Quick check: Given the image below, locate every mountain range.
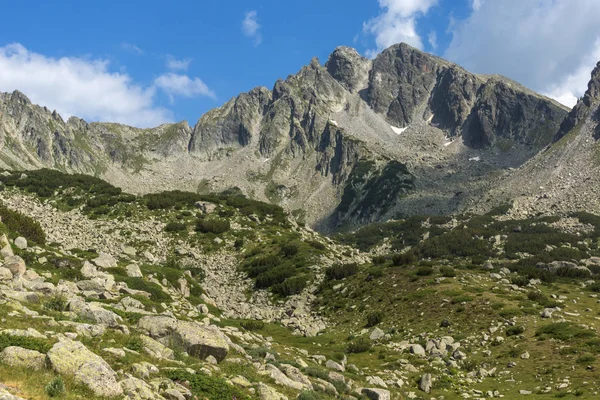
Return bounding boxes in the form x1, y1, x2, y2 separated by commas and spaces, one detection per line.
3, 42, 598, 230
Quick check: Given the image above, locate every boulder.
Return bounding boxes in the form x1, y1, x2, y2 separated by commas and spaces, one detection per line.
2, 256, 26, 276
126, 264, 143, 278
0, 267, 12, 281
419, 373, 432, 393
14, 237, 27, 250
257, 383, 288, 400
119, 376, 160, 400
362, 388, 391, 400
171, 321, 229, 362
410, 344, 426, 356
369, 327, 385, 340
80, 261, 98, 278
0, 346, 45, 370
140, 335, 175, 360
46, 338, 123, 397
279, 363, 313, 389
68, 300, 123, 327
92, 252, 118, 269
325, 359, 345, 372
137, 315, 178, 338
0, 387, 25, 400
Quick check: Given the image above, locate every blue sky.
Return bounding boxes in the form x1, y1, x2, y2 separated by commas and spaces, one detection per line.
1, 0, 599, 127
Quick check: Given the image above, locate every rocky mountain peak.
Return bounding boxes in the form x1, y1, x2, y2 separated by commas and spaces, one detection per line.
325, 46, 371, 93
583, 61, 600, 106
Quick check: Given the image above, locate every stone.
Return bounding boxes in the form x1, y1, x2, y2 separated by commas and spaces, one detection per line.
46, 338, 123, 397
410, 344, 426, 356
325, 359, 345, 372
80, 261, 98, 278
362, 388, 391, 400
370, 327, 385, 340
0, 346, 45, 370
419, 373, 432, 393
68, 299, 123, 327
0, 267, 12, 281
171, 321, 229, 362
2, 256, 26, 276
257, 383, 288, 400
137, 315, 178, 338
14, 237, 27, 250
521, 351, 530, 359
92, 252, 117, 268
126, 263, 143, 278
140, 335, 175, 360
0, 387, 25, 400
119, 376, 158, 400
162, 389, 186, 400
131, 362, 160, 380
264, 364, 306, 390
279, 363, 313, 389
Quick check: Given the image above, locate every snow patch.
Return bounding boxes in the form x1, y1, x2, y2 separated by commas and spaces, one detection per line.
391, 125, 408, 135
469, 156, 481, 162
329, 120, 338, 127
444, 140, 453, 147
263, 158, 270, 163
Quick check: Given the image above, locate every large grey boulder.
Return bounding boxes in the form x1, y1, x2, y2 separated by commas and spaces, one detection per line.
139, 335, 175, 360
68, 299, 123, 327
171, 321, 229, 362
0, 346, 45, 370
0, 267, 12, 281
419, 373, 432, 393
257, 383, 288, 400
361, 388, 391, 400
13, 237, 27, 250
92, 252, 117, 268
137, 315, 178, 338
46, 338, 123, 397
2, 256, 26, 276
126, 263, 143, 278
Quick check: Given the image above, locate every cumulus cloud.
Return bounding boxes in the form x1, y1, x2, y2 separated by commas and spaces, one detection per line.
445, 0, 600, 108
242, 11, 262, 46
364, 0, 437, 56
0, 43, 171, 127
154, 73, 216, 103
166, 56, 191, 71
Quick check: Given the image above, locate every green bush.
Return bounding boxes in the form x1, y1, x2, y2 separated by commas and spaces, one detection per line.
440, 266, 456, 277
195, 218, 230, 234
272, 275, 308, 296
164, 369, 250, 400
366, 311, 384, 327
306, 240, 326, 250
240, 320, 265, 331
347, 337, 373, 353
392, 252, 415, 266
0, 333, 52, 353
124, 336, 144, 352
506, 326, 525, 336
45, 377, 65, 397
44, 294, 68, 312
281, 242, 300, 257
165, 221, 188, 232
0, 206, 46, 244
416, 266, 434, 276
555, 267, 591, 279
297, 391, 321, 400
536, 322, 595, 341
372, 255, 387, 265
325, 263, 359, 280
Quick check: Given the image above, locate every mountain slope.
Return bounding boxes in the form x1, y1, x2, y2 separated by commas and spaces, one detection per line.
0, 43, 568, 230
478, 62, 600, 218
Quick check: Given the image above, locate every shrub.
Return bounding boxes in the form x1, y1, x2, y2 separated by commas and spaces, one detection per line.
306, 240, 326, 250
240, 320, 265, 331
416, 266, 434, 276
164, 369, 250, 400
440, 266, 456, 277
536, 322, 595, 341
372, 255, 387, 265
164, 222, 187, 232
44, 294, 68, 311
45, 377, 65, 397
366, 311, 384, 327
272, 275, 308, 296
124, 336, 144, 352
555, 267, 591, 279
325, 263, 359, 280
297, 391, 321, 400
576, 354, 596, 364
511, 276, 530, 287
0, 333, 52, 353
195, 218, 230, 234
347, 337, 373, 353
281, 242, 300, 257
506, 326, 525, 336
392, 252, 416, 266
0, 205, 46, 244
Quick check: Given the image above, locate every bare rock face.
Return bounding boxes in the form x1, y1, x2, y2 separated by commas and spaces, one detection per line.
46, 338, 123, 397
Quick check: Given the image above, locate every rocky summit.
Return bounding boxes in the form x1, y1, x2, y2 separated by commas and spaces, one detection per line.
3, 41, 600, 400
0, 43, 568, 230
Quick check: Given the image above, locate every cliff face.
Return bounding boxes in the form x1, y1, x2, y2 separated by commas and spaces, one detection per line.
0, 43, 570, 230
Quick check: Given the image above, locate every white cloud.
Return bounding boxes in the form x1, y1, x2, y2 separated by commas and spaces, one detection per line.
121, 42, 144, 55
364, 0, 437, 56
471, 0, 483, 11
445, 0, 600, 108
428, 31, 437, 51
242, 11, 262, 46
0, 43, 171, 127
166, 56, 191, 71
154, 73, 216, 103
